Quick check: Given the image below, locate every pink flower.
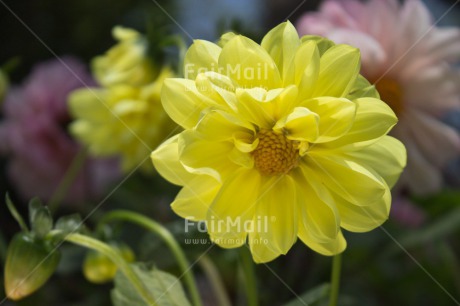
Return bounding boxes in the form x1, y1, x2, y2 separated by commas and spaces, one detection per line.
297, 0, 460, 196
0, 57, 119, 205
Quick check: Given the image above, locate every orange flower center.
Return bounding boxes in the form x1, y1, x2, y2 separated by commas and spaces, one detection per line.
253, 129, 299, 176
374, 78, 404, 115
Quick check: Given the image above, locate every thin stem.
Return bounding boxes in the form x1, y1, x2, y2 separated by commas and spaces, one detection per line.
48, 147, 88, 213
97, 210, 203, 306
198, 255, 231, 306
239, 247, 258, 306
63, 233, 156, 305
328, 253, 342, 306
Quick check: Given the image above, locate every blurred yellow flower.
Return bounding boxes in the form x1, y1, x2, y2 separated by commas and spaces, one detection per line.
69, 67, 175, 172
92, 26, 156, 87
151, 22, 406, 263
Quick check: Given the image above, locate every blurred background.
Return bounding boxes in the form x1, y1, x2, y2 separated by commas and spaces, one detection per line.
0, 0, 459, 305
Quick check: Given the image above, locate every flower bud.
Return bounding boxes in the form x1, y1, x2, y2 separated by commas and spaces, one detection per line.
4, 233, 61, 300
83, 242, 135, 284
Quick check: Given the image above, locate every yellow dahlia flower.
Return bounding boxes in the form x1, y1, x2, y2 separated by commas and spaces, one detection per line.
151, 22, 406, 263
92, 26, 156, 87
69, 67, 175, 172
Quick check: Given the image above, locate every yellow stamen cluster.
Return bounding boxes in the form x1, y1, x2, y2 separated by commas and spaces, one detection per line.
253, 129, 299, 176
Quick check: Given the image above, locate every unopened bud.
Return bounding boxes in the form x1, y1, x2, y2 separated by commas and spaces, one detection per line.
4, 233, 61, 300
83, 242, 135, 284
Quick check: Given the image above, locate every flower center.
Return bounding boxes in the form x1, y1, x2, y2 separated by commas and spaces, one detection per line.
374, 78, 404, 115
252, 129, 299, 176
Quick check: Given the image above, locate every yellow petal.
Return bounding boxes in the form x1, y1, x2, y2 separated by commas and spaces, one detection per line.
207, 168, 261, 246
228, 147, 254, 168
179, 131, 238, 181
235, 87, 278, 128
298, 226, 347, 256
261, 21, 300, 80
312, 44, 360, 97
113, 26, 140, 40
70, 121, 118, 155
255, 176, 297, 254
285, 40, 320, 100
300, 35, 335, 56
218, 32, 237, 48
249, 230, 280, 263
151, 135, 197, 186
324, 97, 397, 149
209, 232, 247, 249
68, 88, 111, 122
291, 167, 340, 242
302, 97, 356, 143
195, 72, 237, 109
141, 65, 174, 98
305, 154, 386, 206
161, 78, 215, 129
235, 86, 298, 128
273, 107, 319, 142
120, 142, 150, 172
195, 110, 254, 141
346, 75, 380, 100
112, 99, 147, 116
184, 40, 221, 80
219, 35, 281, 89
344, 136, 406, 188
335, 187, 391, 232
92, 27, 154, 87
172, 175, 220, 220
233, 131, 259, 153
272, 84, 299, 119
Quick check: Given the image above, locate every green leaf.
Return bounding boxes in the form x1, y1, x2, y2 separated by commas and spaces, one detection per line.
55, 214, 84, 235
5, 193, 28, 232
283, 283, 330, 306
111, 263, 192, 306
29, 198, 53, 239
346, 75, 380, 100
29, 197, 44, 225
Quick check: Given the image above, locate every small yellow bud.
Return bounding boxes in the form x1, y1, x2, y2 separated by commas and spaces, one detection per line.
82, 242, 135, 284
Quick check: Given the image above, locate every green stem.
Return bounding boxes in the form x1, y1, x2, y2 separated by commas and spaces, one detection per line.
328, 253, 342, 306
198, 255, 231, 306
97, 210, 203, 306
239, 247, 258, 306
63, 233, 156, 305
48, 147, 88, 213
